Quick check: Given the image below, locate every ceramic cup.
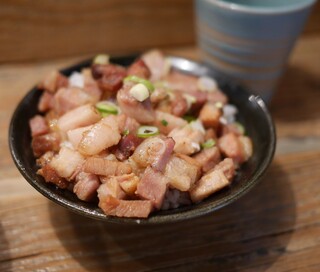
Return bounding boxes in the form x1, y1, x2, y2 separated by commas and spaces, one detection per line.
195, 0, 317, 102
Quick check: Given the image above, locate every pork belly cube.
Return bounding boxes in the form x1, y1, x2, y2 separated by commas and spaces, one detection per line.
74, 172, 100, 201
193, 146, 221, 173
165, 154, 201, 191
142, 49, 169, 81
97, 177, 126, 200
218, 133, 252, 164
29, 115, 49, 137
78, 120, 121, 156
127, 59, 151, 79
212, 158, 235, 181
32, 132, 61, 157
91, 63, 127, 93
190, 169, 230, 203
199, 103, 222, 129
168, 124, 205, 155
131, 135, 175, 172
117, 84, 155, 123
153, 110, 187, 135
53, 87, 96, 115
115, 134, 143, 161
50, 147, 85, 179
38, 70, 68, 93
82, 68, 102, 102
67, 125, 92, 149
116, 173, 139, 196
207, 90, 228, 104
98, 195, 153, 218
239, 136, 253, 162
38, 91, 55, 112
83, 157, 132, 176
38, 164, 69, 189
165, 70, 198, 93
136, 167, 168, 209
57, 104, 101, 132
170, 92, 189, 117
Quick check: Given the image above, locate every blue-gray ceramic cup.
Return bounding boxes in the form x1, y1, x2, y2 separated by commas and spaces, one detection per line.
195, 0, 317, 102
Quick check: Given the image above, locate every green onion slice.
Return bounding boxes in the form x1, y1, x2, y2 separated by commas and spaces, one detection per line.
123, 129, 129, 136
183, 115, 196, 123
96, 101, 118, 116
137, 126, 159, 138
124, 75, 155, 92
161, 119, 168, 127
201, 139, 216, 149
93, 54, 109, 65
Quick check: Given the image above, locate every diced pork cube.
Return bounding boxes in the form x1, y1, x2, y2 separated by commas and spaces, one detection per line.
131, 135, 175, 172
57, 104, 101, 132
50, 147, 85, 179
38, 91, 55, 112
136, 167, 168, 209
38, 70, 68, 93
115, 134, 143, 161
117, 84, 155, 123
212, 158, 235, 181
67, 125, 93, 149
91, 63, 127, 93
74, 172, 100, 201
153, 110, 187, 135
190, 169, 230, 203
116, 173, 139, 196
97, 178, 126, 200
32, 132, 61, 157
199, 103, 222, 129
78, 120, 121, 156
29, 115, 49, 137
53, 87, 96, 115
38, 164, 69, 189
98, 195, 153, 218
142, 50, 170, 81
165, 154, 201, 191
218, 133, 252, 164
83, 157, 132, 176
193, 146, 221, 173
168, 124, 205, 155
127, 59, 151, 79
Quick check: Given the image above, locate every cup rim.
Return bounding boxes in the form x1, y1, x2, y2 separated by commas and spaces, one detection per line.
204, 0, 317, 15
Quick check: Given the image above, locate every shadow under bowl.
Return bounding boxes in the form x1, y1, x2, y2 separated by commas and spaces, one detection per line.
9, 55, 276, 225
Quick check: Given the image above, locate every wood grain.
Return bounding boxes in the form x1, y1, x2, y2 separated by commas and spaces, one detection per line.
0, 29, 320, 271
0, 0, 319, 63
0, 0, 194, 63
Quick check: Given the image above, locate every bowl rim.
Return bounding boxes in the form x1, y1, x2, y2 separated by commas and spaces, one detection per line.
9, 54, 276, 225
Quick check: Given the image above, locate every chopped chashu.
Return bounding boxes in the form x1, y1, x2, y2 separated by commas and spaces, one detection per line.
83, 157, 132, 176
164, 154, 201, 191
74, 172, 100, 201
57, 104, 101, 132
136, 166, 168, 209
193, 146, 221, 173
131, 135, 175, 172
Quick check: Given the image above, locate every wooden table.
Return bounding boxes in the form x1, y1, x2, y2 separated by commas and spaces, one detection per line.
1, 38, 320, 271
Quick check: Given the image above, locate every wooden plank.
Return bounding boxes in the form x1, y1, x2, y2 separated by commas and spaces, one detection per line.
0, 0, 194, 63
0, 151, 319, 271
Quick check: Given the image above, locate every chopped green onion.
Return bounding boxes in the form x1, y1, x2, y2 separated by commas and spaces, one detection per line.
137, 126, 159, 138
183, 115, 196, 123
129, 83, 150, 102
234, 122, 245, 135
183, 94, 196, 110
124, 75, 155, 92
93, 54, 109, 65
123, 129, 129, 136
201, 139, 216, 149
215, 102, 224, 109
96, 101, 118, 116
161, 119, 168, 127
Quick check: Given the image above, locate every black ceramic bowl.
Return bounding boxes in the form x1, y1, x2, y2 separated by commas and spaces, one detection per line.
9, 55, 276, 224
